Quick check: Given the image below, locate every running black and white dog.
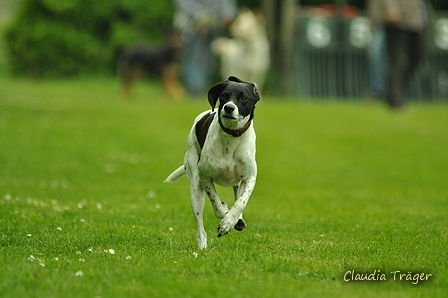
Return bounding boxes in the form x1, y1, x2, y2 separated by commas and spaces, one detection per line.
165, 76, 260, 250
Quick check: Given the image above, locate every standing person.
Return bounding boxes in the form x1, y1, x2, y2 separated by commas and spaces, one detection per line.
381, 0, 430, 109
173, 0, 237, 96
367, 0, 387, 100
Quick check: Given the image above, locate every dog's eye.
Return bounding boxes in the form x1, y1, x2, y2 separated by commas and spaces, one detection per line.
220, 94, 228, 100
241, 96, 248, 101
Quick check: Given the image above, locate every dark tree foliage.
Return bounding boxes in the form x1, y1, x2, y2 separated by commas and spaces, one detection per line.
4, 0, 174, 77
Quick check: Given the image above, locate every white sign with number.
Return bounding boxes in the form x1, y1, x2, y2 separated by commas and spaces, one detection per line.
435, 18, 448, 50
349, 17, 372, 48
307, 17, 331, 48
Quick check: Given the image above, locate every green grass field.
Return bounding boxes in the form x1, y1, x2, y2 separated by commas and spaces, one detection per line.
0, 77, 447, 297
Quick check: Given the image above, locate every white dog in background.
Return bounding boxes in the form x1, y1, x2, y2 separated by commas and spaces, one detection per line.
212, 10, 270, 90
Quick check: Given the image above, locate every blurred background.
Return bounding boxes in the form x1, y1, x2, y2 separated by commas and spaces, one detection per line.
1, 0, 448, 101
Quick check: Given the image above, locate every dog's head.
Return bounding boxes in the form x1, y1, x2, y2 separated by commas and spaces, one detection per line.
207, 76, 260, 129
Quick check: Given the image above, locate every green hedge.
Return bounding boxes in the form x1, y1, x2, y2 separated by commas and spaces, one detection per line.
4, 0, 174, 77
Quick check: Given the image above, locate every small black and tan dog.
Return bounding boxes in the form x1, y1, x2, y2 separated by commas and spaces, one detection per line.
118, 31, 185, 100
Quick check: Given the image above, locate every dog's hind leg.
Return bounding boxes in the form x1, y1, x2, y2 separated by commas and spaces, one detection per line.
121, 69, 142, 99
233, 185, 246, 231
121, 73, 134, 98
162, 64, 186, 101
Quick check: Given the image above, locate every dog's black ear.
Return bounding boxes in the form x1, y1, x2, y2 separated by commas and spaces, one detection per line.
250, 82, 260, 102
207, 81, 228, 111
228, 76, 245, 83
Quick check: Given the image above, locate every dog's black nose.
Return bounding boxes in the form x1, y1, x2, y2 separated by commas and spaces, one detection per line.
224, 105, 235, 114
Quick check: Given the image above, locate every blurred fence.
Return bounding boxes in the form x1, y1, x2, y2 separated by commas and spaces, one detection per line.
292, 15, 448, 100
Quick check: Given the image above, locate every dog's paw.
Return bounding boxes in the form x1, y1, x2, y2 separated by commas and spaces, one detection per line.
217, 215, 238, 237
197, 230, 208, 250
198, 239, 207, 250
217, 222, 231, 237
234, 218, 246, 231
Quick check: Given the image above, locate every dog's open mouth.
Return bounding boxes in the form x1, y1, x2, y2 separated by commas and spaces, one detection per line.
223, 114, 237, 120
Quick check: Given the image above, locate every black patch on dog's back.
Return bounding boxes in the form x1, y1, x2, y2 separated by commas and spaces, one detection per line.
195, 112, 216, 149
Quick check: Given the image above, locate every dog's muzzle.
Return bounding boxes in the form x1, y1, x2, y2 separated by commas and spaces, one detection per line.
223, 103, 238, 119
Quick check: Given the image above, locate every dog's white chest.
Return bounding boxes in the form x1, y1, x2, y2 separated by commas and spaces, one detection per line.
199, 157, 238, 186
198, 132, 256, 187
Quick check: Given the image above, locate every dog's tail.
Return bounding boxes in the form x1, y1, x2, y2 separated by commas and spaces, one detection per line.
164, 165, 186, 183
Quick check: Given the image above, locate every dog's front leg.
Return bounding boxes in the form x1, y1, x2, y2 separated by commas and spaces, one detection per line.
218, 177, 256, 237
199, 176, 228, 219
185, 151, 208, 250
189, 178, 208, 250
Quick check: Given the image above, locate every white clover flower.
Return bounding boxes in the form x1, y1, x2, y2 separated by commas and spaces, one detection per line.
75, 270, 84, 277
125, 256, 132, 260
